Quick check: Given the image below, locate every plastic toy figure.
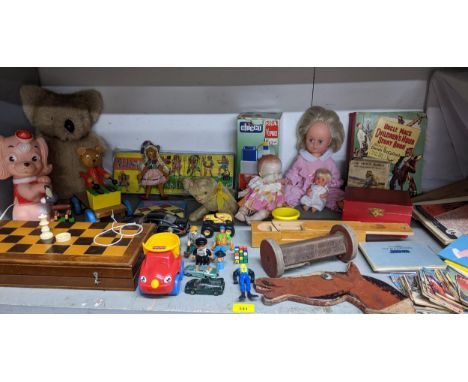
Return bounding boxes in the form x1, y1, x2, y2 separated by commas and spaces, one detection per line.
300, 168, 332, 213
184, 225, 200, 258
284, 106, 345, 211
137, 140, 170, 200
192, 236, 214, 273
212, 224, 234, 259
202, 155, 214, 176
235, 154, 285, 223
233, 264, 258, 301
0, 129, 53, 220
214, 250, 226, 270
77, 146, 116, 190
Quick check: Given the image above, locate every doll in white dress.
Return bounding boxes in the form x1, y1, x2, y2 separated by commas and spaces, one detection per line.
300, 168, 332, 213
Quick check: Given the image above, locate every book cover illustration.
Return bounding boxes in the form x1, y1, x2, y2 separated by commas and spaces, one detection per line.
359, 241, 445, 272
438, 235, 468, 268
348, 112, 427, 196
413, 201, 468, 244
347, 158, 391, 189
113, 151, 235, 195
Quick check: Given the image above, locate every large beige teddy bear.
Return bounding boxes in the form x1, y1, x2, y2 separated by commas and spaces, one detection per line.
20, 85, 106, 199
182, 177, 238, 222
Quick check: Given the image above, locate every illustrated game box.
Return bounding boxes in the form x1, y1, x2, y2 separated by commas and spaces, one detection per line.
347, 158, 391, 189
236, 112, 281, 190
113, 151, 235, 195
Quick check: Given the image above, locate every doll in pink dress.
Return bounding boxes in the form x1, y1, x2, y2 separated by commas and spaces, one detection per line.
284, 106, 345, 211
235, 154, 285, 224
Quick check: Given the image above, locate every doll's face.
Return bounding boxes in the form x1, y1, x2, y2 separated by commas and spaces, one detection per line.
314, 175, 329, 187
146, 147, 157, 159
259, 160, 282, 183
305, 122, 331, 157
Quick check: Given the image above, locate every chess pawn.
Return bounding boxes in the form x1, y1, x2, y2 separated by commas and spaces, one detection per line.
38, 214, 54, 244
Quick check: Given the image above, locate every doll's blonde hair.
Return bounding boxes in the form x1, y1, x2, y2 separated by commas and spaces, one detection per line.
314, 168, 332, 183
296, 106, 344, 153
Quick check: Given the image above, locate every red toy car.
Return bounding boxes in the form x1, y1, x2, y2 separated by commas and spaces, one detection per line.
139, 233, 184, 295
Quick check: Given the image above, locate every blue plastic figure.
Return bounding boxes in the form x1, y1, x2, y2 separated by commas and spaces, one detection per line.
233, 264, 258, 301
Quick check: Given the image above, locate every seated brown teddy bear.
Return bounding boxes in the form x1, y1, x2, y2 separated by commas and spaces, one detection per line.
77, 146, 113, 190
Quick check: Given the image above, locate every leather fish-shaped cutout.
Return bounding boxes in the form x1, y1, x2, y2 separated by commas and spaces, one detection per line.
254, 262, 415, 313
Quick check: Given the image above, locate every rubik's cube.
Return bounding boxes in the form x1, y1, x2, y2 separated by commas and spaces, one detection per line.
234, 245, 248, 264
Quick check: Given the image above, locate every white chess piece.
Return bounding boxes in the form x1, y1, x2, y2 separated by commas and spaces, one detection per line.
38, 213, 54, 243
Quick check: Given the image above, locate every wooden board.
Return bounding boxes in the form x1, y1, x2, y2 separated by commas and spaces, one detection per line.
250, 219, 413, 247
0, 220, 154, 290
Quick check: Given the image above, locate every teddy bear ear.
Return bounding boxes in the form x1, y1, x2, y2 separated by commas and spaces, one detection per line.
77, 147, 87, 156
95, 145, 105, 153
80, 90, 103, 124
20, 85, 48, 124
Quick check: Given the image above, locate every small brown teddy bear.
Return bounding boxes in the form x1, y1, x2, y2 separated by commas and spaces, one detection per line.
182, 177, 238, 222
77, 146, 112, 190
20, 85, 106, 199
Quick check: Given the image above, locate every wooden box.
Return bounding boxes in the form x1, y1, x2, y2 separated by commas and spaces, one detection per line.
0, 220, 154, 290
343, 187, 413, 225
250, 219, 413, 247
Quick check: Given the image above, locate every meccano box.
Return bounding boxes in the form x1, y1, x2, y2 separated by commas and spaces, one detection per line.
0, 220, 154, 290
342, 187, 413, 225
236, 112, 282, 190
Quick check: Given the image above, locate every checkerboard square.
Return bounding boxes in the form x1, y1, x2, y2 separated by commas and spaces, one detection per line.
8, 244, 32, 253
90, 222, 110, 229
68, 229, 85, 237
74, 237, 94, 245
85, 246, 106, 255
30, 229, 42, 236
55, 222, 74, 228
1, 235, 22, 243
112, 238, 131, 246
0, 228, 16, 235
46, 245, 69, 254
101, 230, 117, 237
22, 221, 39, 228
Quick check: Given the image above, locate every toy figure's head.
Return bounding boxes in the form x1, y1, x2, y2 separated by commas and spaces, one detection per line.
296, 106, 344, 156
239, 264, 248, 273
0, 130, 52, 180
257, 154, 282, 183
77, 145, 105, 169
313, 168, 332, 187
141, 140, 160, 161
219, 225, 226, 233
195, 237, 207, 248
190, 225, 198, 233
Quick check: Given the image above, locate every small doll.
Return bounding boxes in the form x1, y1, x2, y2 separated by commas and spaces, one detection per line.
284, 106, 345, 211
137, 140, 170, 200
235, 154, 285, 224
191, 236, 214, 273
184, 225, 200, 258
300, 168, 332, 213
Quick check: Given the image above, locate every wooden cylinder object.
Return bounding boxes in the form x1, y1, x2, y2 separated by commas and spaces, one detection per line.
259, 224, 358, 278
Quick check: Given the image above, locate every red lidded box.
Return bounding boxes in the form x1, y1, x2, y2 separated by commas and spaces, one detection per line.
342, 187, 413, 225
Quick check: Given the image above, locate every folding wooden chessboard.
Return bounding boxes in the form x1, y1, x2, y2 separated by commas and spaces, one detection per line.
0, 220, 154, 290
